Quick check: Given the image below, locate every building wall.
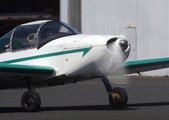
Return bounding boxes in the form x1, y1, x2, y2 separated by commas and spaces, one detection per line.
60, 0, 81, 32
60, 0, 68, 24
81, 0, 169, 76
60, 0, 169, 76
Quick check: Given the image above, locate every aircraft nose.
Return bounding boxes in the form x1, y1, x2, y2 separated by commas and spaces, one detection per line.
119, 40, 128, 51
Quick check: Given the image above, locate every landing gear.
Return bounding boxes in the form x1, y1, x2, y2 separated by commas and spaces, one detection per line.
101, 77, 128, 108
21, 77, 41, 112
109, 87, 128, 108
21, 91, 41, 112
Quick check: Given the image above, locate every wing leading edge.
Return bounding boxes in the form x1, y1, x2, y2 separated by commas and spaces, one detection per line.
113, 57, 169, 75
0, 63, 55, 75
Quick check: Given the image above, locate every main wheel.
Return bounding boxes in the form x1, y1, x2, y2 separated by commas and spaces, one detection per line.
21, 91, 41, 112
109, 87, 128, 108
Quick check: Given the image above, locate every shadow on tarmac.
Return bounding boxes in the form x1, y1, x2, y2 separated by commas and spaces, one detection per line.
40, 105, 137, 111
127, 102, 169, 107
0, 102, 169, 113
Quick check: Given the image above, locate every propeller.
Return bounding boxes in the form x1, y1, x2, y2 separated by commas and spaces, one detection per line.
108, 39, 131, 87
92, 37, 131, 87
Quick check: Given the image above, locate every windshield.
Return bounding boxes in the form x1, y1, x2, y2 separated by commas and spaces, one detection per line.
12, 24, 41, 51
37, 21, 80, 48
0, 21, 80, 53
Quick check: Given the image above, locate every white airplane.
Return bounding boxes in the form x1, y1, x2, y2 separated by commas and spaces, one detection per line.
0, 20, 169, 112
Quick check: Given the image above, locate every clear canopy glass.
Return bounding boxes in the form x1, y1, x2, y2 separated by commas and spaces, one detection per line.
0, 21, 80, 53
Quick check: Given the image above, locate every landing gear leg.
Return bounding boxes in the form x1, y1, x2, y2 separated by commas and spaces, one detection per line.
21, 77, 41, 112
101, 77, 128, 108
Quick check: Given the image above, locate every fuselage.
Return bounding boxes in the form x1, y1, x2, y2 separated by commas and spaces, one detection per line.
0, 20, 130, 89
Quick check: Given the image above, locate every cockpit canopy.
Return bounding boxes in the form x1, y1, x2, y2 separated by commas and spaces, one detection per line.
0, 20, 80, 53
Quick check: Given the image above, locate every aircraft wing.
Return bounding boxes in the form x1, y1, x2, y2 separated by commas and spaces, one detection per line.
112, 57, 169, 75
0, 63, 56, 89
0, 63, 55, 75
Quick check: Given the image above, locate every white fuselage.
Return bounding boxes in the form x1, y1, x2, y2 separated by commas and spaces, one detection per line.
0, 34, 130, 87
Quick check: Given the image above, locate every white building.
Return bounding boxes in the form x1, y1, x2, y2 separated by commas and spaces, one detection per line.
61, 0, 169, 76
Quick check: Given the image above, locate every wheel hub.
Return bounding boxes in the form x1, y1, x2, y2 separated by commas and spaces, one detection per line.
24, 95, 34, 107
113, 93, 121, 100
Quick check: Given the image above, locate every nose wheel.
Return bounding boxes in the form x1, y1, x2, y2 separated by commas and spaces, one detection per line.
109, 87, 128, 108
101, 76, 128, 108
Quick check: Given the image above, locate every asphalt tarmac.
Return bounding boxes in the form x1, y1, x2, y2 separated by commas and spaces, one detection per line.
0, 77, 169, 120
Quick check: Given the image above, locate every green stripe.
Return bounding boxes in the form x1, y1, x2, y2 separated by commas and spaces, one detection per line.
0, 63, 55, 75
1, 47, 92, 63
122, 57, 169, 68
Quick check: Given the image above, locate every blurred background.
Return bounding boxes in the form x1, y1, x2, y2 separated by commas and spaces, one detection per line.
0, 0, 60, 36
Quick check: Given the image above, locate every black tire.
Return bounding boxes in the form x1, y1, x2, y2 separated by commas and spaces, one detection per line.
21, 91, 41, 112
109, 87, 128, 108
